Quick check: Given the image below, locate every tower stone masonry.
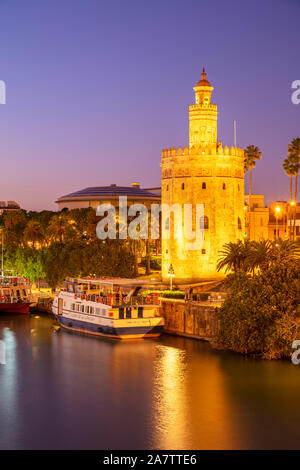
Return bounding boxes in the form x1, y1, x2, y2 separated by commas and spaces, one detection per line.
161, 69, 245, 282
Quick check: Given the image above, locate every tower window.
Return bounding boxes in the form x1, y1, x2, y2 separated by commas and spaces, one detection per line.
181, 183, 185, 190
201, 249, 206, 254
200, 215, 209, 230
238, 184, 240, 191
165, 217, 170, 230
238, 217, 242, 230
223, 183, 226, 190
202, 182, 206, 189
166, 185, 169, 191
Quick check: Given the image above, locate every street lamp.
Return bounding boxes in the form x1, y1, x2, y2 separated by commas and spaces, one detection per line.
289, 201, 296, 240
168, 264, 175, 291
275, 206, 281, 240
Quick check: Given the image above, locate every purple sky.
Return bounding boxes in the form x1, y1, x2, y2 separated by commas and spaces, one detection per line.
0, 0, 299, 211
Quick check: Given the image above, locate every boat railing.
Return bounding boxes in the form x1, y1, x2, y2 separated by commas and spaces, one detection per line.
0, 277, 31, 287
0, 294, 30, 304
72, 292, 161, 307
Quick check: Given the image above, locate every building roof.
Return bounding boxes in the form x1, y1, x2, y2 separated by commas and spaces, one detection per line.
57, 184, 161, 202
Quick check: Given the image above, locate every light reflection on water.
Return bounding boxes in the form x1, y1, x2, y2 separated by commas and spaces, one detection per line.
0, 315, 300, 449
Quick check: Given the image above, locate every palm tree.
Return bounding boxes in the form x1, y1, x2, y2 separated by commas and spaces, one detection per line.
23, 220, 44, 248
47, 214, 73, 243
282, 156, 294, 202
272, 239, 300, 258
286, 138, 300, 239
244, 145, 262, 210
245, 240, 273, 273
217, 240, 251, 273
282, 156, 295, 238
217, 239, 299, 275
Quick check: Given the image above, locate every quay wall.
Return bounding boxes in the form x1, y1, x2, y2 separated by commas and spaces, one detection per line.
160, 299, 219, 341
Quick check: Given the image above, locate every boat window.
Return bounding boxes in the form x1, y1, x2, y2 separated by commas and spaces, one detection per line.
81, 305, 84, 313
72, 304, 75, 311
90, 307, 94, 314
96, 308, 101, 315
22, 289, 26, 296
85, 306, 89, 313
76, 304, 80, 312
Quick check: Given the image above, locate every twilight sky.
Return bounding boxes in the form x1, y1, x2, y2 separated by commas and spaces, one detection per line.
0, 0, 299, 211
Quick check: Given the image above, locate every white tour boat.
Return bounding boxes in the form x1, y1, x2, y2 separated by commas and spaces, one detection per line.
52, 277, 164, 339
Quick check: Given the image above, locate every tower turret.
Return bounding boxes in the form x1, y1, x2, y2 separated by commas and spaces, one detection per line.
189, 67, 218, 147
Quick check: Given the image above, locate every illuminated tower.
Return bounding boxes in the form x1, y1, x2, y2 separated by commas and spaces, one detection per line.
189, 67, 218, 147
161, 70, 245, 282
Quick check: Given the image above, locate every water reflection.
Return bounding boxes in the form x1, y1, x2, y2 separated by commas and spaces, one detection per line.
0, 315, 300, 449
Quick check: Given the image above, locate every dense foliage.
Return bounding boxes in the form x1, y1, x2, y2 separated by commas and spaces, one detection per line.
215, 241, 300, 359
1, 209, 136, 289
161, 290, 185, 299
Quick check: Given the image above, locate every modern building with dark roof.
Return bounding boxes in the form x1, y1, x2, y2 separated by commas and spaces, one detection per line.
56, 183, 161, 211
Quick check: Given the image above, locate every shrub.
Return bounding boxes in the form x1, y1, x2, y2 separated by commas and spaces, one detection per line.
161, 290, 185, 299
214, 256, 300, 359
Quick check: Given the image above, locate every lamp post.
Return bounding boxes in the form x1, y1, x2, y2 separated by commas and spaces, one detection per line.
290, 200, 296, 240
168, 264, 175, 291
243, 205, 248, 238
275, 206, 281, 241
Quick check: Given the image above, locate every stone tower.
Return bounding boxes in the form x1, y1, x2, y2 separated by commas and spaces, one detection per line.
161, 70, 245, 282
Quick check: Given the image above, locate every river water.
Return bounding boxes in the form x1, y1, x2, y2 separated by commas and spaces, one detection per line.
0, 314, 300, 450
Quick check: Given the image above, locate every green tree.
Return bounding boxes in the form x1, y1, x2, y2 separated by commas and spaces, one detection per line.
287, 138, 300, 239
46, 213, 75, 243
244, 145, 262, 210
217, 240, 251, 273
3, 210, 27, 246
217, 239, 299, 275
214, 256, 300, 359
23, 220, 45, 248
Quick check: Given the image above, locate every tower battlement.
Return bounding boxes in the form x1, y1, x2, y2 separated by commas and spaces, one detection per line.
161, 145, 244, 158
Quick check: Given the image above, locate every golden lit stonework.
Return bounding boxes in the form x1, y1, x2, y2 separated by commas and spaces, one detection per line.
189, 67, 218, 147
161, 70, 245, 282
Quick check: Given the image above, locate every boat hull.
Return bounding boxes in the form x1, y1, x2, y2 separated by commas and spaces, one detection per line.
0, 302, 31, 314
56, 315, 164, 340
